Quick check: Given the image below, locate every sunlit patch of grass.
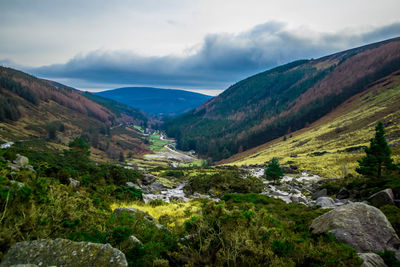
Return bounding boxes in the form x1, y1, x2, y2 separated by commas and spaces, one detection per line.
110, 200, 202, 227
150, 134, 170, 152
228, 82, 400, 177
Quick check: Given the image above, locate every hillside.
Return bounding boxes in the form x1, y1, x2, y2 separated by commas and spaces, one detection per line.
164, 37, 400, 161
222, 70, 400, 177
97, 87, 212, 116
0, 67, 151, 160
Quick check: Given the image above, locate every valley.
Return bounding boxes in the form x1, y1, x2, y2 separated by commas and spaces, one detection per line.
1, 37, 400, 266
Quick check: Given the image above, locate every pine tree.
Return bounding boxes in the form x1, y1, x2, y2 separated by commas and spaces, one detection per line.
356, 121, 398, 178
265, 158, 284, 184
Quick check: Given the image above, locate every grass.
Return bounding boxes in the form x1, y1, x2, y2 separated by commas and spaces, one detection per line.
110, 200, 202, 228
149, 134, 170, 152
226, 77, 400, 177
133, 125, 144, 133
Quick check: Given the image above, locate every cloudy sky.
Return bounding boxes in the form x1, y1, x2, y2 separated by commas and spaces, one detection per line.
1, 0, 400, 95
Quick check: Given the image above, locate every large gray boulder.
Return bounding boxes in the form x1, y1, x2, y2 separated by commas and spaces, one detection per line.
358, 253, 387, 267
368, 189, 395, 208
310, 203, 400, 259
0, 238, 127, 267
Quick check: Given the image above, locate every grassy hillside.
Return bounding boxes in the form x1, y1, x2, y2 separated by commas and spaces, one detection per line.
0, 67, 151, 161
164, 37, 400, 161
223, 71, 400, 177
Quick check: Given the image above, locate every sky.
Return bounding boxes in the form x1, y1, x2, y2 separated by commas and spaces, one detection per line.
1, 0, 400, 96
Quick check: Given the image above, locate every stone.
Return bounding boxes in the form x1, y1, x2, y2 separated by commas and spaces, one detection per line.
0, 238, 127, 267
358, 253, 387, 267
142, 174, 156, 185
113, 207, 163, 229
310, 203, 400, 259
13, 155, 29, 168
125, 182, 141, 189
368, 189, 395, 208
316, 197, 336, 209
336, 187, 350, 199
129, 235, 143, 246
69, 178, 80, 188
312, 188, 327, 200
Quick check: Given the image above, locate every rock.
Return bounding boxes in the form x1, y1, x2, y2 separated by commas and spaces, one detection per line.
358, 253, 387, 267
113, 207, 163, 229
142, 174, 156, 185
10, 180, 25, 188
368, 189, 395, 208
316, 197, 336, 209
13, 154, 29, 168
290, 195, 307, 204
312, 189, 327, 200
129, 235, 143, 246
310, 203, 400, 259
290, 165, 298, 171
395, 200, 400, 208
0, 238, 127, 267
125, 182, 141, 189
69, 178, 80, 188
336, 187, 350, 199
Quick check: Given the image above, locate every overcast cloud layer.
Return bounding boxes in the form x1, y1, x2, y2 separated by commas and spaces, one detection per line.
30, 21, 400, 90
1, 0, 400, 93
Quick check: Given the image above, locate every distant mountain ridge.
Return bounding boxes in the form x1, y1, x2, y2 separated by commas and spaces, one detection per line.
96, 87, 212, 116
164, 37, 400, 161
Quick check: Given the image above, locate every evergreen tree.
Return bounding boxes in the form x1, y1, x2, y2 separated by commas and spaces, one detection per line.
356, 121, 398, 178
265, 158, 284, 184
119, 152, 125, 162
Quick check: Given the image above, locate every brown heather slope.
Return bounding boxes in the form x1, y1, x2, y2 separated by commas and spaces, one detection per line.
222, 70, 400, 177
0, 67, 151, 160
164, 37, 400, 161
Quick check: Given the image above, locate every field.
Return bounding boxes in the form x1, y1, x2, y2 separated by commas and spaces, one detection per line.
224, 74, 400, 177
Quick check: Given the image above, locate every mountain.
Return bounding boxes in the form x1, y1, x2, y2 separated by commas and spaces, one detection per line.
164, 37, 400, 161
96, 87, 212, 116
0, 67, 151, 159
222, 70, 400, 177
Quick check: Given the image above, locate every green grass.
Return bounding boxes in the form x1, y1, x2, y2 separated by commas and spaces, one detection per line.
149, 134, 170, 152
133, 125, 144, 133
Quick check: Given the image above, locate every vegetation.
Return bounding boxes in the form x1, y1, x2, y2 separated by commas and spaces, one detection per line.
265, 158, 284, 184
356, 121, 398, 178
165, 39, 400, 161
226, 77, 400, 177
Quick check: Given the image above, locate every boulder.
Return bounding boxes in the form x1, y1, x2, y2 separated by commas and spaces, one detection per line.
69, 178, 80, 188
0, 238, 127, 267
358, 253, 387, 267
142, 174, 156, 185
113, 207, 163, 229
312, 189, 327, 200
336, 187, 350, 200
316, 197, 336, 209
129, 235, 143, 246
310, 203, 400, 259
13, 154, 29, 168
368, 189, 395, 208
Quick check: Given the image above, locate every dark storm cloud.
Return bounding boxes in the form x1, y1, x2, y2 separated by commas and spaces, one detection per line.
30, 21, 400, 89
